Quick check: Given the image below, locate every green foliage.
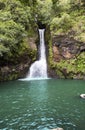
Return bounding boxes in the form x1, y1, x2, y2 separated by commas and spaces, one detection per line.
56, 59, 76, 73
19, 0, 37, 6
0, 0, 33, 64
48, 39, 53, 65
1, 0, 31, 29
51, 0, 61, 14
0, 20, 26, 58
52, 0, 71, 16
35, 0, 52, 24
0, 44, 9, 56
50, 0, 85, 42
0, 11, 11, 21
50, 13, 73, 34
49, 51, 85, 78
76, 52, 85, 73
0, 1, 5, 10
71, 14, 85, 42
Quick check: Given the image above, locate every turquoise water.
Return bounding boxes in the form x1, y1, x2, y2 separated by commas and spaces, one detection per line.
0, 79, 85, 130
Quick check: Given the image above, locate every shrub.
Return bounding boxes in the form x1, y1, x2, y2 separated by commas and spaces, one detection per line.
50, 13, 73, 34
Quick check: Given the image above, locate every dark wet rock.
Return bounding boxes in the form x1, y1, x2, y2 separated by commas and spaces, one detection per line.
52, 35, 83, 61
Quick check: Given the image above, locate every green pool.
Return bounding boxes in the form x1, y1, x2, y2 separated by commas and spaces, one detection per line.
0, 79, 85, 130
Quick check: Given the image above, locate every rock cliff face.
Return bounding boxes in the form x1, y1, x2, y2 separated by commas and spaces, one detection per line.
52, 35, 84, 61
48, 33, 85, 79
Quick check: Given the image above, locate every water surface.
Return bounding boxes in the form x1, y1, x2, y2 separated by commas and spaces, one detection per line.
0, 79, 85, 130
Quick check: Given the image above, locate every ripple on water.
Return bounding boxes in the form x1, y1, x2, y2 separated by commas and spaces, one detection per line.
12, 101, 19, 104
12, 106, 20, 110
0, 120, 4, 123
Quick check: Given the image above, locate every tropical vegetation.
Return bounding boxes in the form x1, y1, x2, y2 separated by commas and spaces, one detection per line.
0, 0, 85, 80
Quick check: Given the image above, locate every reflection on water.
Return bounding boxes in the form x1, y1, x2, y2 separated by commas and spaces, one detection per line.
0, 79, 85, 130
30, 80, 49, 103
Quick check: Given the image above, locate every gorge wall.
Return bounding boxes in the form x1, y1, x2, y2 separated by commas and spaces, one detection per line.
0, 27, 85, 81
48, 31, 85, 80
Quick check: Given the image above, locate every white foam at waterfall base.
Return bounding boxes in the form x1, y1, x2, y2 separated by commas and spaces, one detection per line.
28, 60, 47, 78
19, 29, 48, 81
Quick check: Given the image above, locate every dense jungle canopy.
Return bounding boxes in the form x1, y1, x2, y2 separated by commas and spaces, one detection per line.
0, 0, 85, 81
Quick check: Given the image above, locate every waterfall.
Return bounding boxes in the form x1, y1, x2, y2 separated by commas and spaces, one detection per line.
25, 29, 48, 80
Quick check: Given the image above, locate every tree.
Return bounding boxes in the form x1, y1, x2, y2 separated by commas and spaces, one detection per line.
0, 0, 31, 62
34, 0, 52, 24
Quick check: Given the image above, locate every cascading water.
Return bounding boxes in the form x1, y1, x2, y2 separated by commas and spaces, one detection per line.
25, 29, 48, 80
